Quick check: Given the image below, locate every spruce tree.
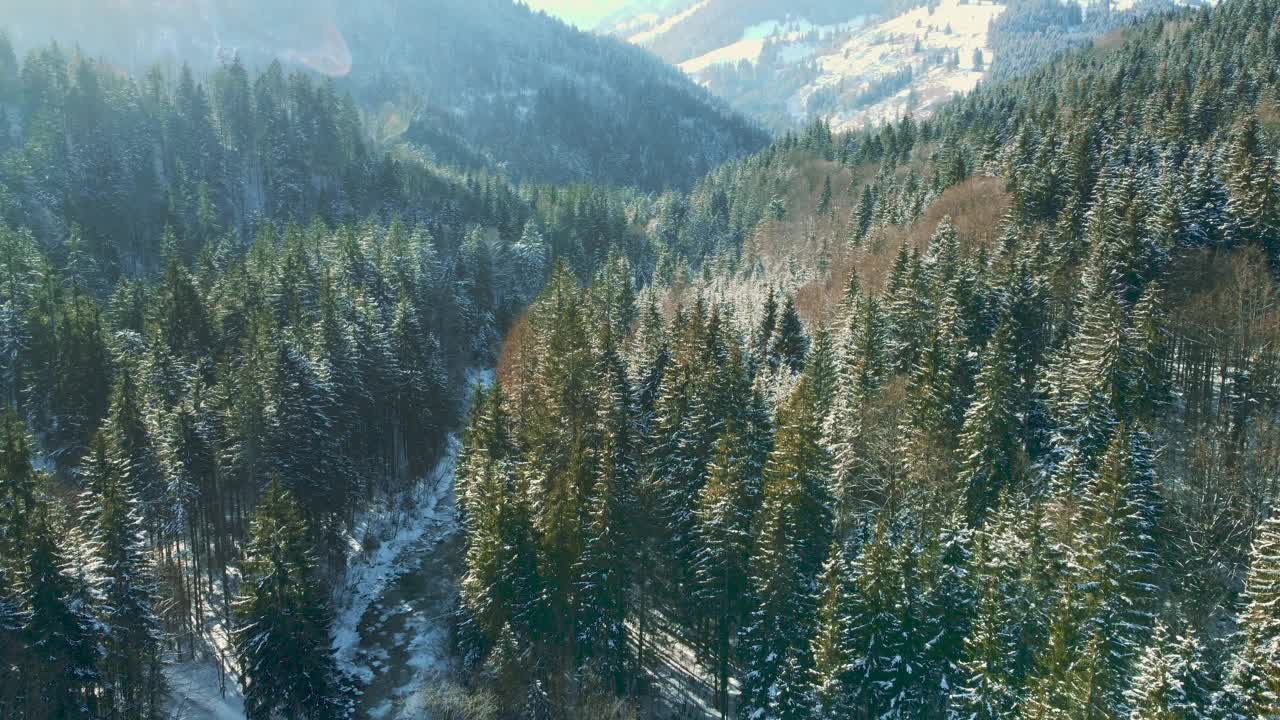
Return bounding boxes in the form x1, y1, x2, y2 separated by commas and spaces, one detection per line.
921, 517, 975, 715
952, 574, 1020, 719
234, 478, 344, 720
848, 516, 907, 718
828, 291, 888, 524
1125, 621, 1214, 720
0, 565, 24, 718
810, 542, 855, 720
0, 409, 37, 576
738, 384, 828, 720
81, 431, 164, 720
1071, 426, 1159, 714
573, 348, 635, 690
771, 294, 809, 375
754, 287, 779, 368
887, 242, 932, 374
21, 512, 103, 720
818, 175, 834, 218
1225, 507, 1280, 718
958, 323, 1027, 523
694, 426, 754, 716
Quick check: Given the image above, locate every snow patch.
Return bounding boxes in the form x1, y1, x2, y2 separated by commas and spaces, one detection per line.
627, 0, 709, 45
680, 38, 767, 73
164, 661, 246, 720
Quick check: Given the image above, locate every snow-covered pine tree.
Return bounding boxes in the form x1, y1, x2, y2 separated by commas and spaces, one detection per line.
1124, 621, 1214, 720
848, 515, 907, 718
805, 327, 839, 422
1066, 425, 1160, 716
573, 347, 636, 690
1224, 115, 1279, 253
738, 381, 829, 720
828, 290, 889, 525
886, 243, 932, 374
818, 175, 834, 218
753, 286, 779, 369
810, 542, 855, 720
1126, 283, 1171, 426
80, 430, 164, 720
771, 294, 809, 375
0, 409, 37, 575
390, 294, 450, 482
921, 515, 975, 715
233, 478, 344, 720
959, 323, 1028, 523
265, 340, 343, 533
20, 512, 103, 719
951, 561, 1020, 719
694, 425, 755, 716
1225, 506, 1280, 718
0, 565, 24, 717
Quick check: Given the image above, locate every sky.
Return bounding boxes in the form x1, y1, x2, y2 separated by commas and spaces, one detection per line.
522, 0, 635, 28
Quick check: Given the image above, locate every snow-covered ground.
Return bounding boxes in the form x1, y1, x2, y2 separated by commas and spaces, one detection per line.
338, 368, 492, 718
809, 0, 1005, 129
164, 661, 246, 720
331, 434, 465, 685
627, 0, 709, 45
164, 369, 492, 720
631, 0, 1005, 130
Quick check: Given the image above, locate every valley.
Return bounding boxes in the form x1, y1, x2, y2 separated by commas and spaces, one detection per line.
0, 0, 1278, 719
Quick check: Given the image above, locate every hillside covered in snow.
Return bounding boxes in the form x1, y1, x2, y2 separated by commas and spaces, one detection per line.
607, 0, 1199, 130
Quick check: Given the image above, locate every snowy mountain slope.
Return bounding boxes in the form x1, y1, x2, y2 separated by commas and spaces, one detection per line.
600, 0, 879, 65
802, 0, 1007, 129
607, 0, 1190, 130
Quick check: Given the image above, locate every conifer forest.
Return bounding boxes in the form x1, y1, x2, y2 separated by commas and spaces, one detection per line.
0, 0, 1279, 718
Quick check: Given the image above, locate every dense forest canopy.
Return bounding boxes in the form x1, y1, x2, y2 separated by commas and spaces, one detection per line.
0, 0, 1279, 718
453, 0, 1280, 716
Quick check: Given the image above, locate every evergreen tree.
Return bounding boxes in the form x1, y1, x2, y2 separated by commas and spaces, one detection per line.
848, 516, 907, 718
958, 324, 1028, 523
694, 426, 755, 716
234, 478, 344, 720
1125, 621, 1214, 720
754, 287, 780, 368
573, 348, 635, 690
459, 388, 544, 676
0, 565, 24, 717
818, 175, 835, 218
20, 512, 103, 720
0, 409, 37, 575
1070, 425, 1159, 714
81, 431, 164, 720
828, 291, 888, 523
886, 244, 931, 374
771, 294, 809, 374
810, 542, 855, 720
1225, 506, 1280, 718
738, 381, 829, 720
921, 518, 975, 715
952, 572, 1020, 719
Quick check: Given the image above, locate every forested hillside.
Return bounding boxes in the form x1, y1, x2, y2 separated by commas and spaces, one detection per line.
0, 35, 655, 720
0, 0, 768, 191
1, 0, 1280, 718
452, 0, 1280, 717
